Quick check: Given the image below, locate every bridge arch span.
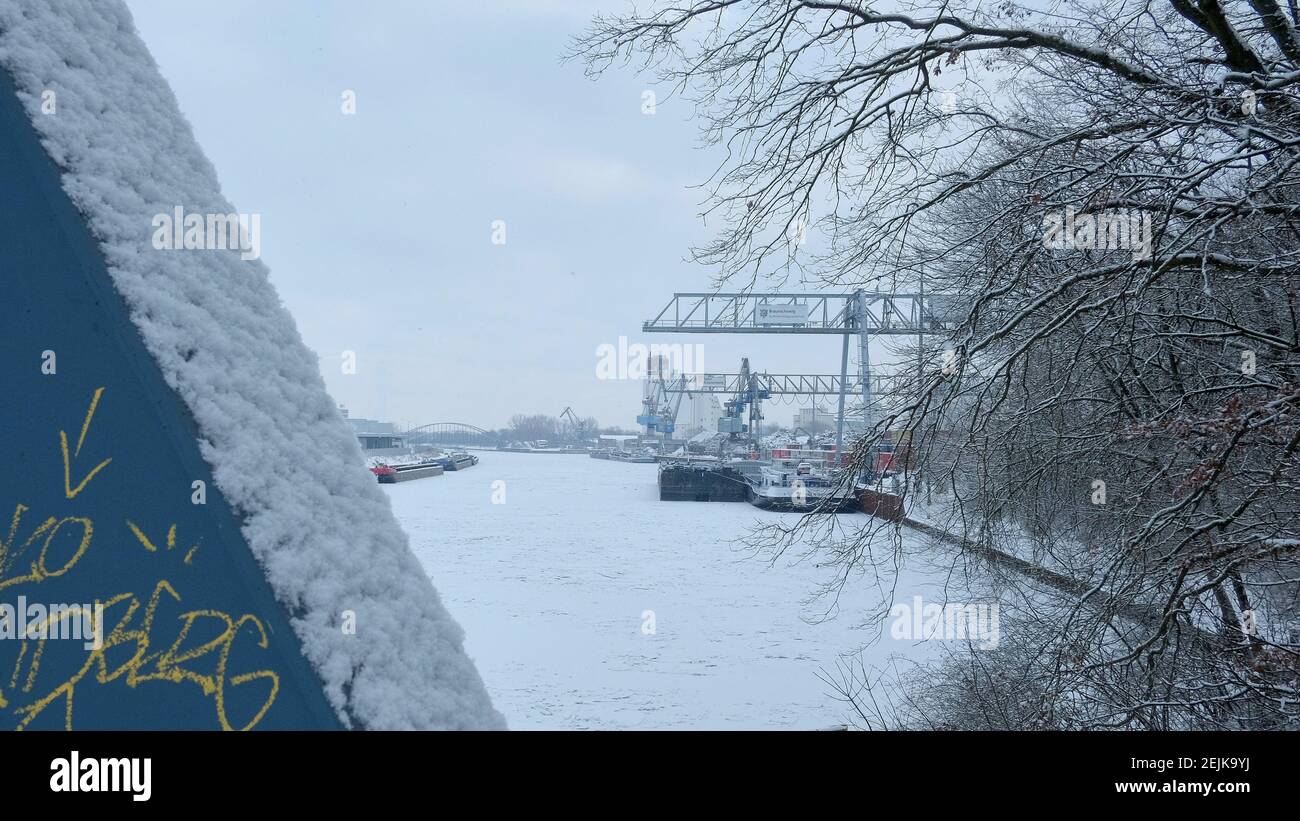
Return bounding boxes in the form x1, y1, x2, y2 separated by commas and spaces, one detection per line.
401, 422, 497, 447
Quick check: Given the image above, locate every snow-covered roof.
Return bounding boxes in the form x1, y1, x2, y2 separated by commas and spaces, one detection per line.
0, 0, 503, 729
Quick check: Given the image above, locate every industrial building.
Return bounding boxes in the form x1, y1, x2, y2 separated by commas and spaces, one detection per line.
340, 406, 407, 455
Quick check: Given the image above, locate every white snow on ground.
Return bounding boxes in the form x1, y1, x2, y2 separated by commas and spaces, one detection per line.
0, 0, 502, 729
390, 452, 962, 729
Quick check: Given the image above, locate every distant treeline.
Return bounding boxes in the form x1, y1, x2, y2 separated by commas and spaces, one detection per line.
495, 413, 632, 444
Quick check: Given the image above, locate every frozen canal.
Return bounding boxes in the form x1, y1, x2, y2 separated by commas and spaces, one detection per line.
387, 451, 944, 729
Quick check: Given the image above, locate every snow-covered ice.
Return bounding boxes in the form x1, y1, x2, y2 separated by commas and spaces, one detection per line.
391, 452, 954, 730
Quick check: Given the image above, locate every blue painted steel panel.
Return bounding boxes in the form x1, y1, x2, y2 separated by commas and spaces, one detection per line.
0, 68, 342, 730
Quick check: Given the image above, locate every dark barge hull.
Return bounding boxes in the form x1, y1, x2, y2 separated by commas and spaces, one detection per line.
658, 464, 750, 502
438, 455, 478, 471
746, 486, 860, 513
377, 464, 444, 483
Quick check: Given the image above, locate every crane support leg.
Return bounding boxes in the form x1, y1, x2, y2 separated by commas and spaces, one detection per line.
858, 290, 873, 434
835, 331, 849, 457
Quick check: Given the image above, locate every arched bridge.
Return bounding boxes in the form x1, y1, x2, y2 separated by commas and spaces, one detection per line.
400, 422, 497, 448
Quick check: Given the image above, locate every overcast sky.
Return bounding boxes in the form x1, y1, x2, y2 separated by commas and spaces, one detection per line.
125, 0, 862, 430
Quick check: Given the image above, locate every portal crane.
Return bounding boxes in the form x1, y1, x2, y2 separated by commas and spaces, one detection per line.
715, 357, 769, 444
635, 355, 686, 441
643, 288, 954, 453
559, 406, 592, 442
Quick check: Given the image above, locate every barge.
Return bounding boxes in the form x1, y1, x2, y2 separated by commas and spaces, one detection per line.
614, 450, 657, 464
658, 463, 750, 502
594, 449, 657, 463
436, 452, 479, 471
371, 461, 444, 484
658, 457, 857, 512
747, 462, 858, 512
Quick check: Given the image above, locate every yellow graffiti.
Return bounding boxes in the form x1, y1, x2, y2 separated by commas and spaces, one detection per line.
8, 580, 280, 731
0, 508, 92, 592
60, 387, 111, 499
126, 520, 198, 561
8, 642, 25, 688
0, 503, 38, 587
126, 520, 172, 552
0, 387, 285, 731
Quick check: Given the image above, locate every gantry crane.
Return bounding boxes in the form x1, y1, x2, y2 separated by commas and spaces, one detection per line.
643, 289, 953, 453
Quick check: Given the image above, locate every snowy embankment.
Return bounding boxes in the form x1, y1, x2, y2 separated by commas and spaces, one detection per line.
389, 452, 973, 729
0, 0, 502, 729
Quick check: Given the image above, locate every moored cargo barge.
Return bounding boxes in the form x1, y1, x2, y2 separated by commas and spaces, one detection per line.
658, 463, 751, 502
747, 463, 859, 512
436, 452, 479, 471
371, 462, 445, 484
